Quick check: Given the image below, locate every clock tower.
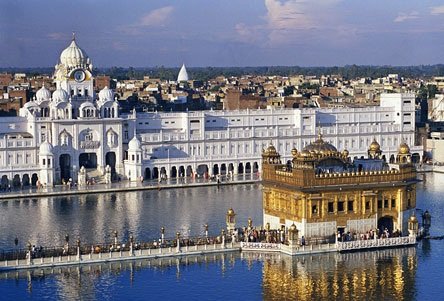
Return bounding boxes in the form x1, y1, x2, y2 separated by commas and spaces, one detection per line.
54, 34, 94, 102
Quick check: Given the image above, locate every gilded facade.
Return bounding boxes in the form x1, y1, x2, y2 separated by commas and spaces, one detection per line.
262, 134, 417, 240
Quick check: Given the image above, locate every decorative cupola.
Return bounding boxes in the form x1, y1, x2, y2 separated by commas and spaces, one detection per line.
38, 140, 55, 186
126, 135, 143, 181
396, 142, 412, 164
368, 138, 382, 159
262, 143, 281, 165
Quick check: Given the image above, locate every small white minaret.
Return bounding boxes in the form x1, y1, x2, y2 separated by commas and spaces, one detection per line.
177, 63, 189, 82
126, 135, 142, 181
39, 141, 55, 186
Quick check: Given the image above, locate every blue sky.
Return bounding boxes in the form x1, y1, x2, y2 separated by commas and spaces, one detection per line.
1, 0, 444, 67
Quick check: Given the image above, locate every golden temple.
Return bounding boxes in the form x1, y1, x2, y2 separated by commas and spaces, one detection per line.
261, 133, 417, 242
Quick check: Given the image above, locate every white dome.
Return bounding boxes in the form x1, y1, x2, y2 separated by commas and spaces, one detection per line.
23, 101, 39, 109
39, 141, 54, 156
98, 86, 114, 102
177, 64, 189, 82
60, 38, 89, 68
128, 136, 142, 151
52, 88, 69, 102
36, 86, 51, 102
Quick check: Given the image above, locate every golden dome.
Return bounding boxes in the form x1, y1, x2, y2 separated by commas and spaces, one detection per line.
302, 134, 337, 155
299, 150, 312, 158
291, 148, 298, 157
409, 215, 418, 223
398, 142, 410, 154
263, 143, 277, 155
289, 223, 297, 232
227, 208, 235, 216
369, 139, 381, 151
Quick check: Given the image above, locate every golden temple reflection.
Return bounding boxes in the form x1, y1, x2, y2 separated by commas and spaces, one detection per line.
260, 248, 417, 301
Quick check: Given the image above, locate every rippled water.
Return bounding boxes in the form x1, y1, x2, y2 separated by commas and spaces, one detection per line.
0, 174, 443, 300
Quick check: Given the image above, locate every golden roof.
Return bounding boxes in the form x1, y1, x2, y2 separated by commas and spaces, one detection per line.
227, 208, 235, 216
409, 215, 418, 223
398, 142, 410, 154
369, 138, 381, 151
302, 134, 337, 155
263, 143, 278, 155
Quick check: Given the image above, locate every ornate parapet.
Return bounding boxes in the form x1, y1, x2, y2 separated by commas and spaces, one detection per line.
337, 236, 416, 251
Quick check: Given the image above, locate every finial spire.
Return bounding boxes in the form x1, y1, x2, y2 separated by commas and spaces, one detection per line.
72, 32, 76, 41
317, 121, 322, 140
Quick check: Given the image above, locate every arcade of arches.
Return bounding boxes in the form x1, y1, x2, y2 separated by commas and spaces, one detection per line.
0, 173, 39, 189
143, 161, 260, 180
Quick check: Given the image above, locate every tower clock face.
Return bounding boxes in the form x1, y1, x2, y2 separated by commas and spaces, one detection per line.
73, 70, 86, 82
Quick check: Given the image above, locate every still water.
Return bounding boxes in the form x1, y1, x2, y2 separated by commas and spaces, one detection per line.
0, 173, 443, 300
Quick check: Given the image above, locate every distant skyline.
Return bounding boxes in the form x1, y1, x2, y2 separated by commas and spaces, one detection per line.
1, 0, 444, 68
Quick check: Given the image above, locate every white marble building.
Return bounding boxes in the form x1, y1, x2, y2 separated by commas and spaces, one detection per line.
0, 38, 423, 187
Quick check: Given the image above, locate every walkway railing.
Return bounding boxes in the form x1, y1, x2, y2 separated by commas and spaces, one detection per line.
337, 236, 416, 251
0, 235, 233, 264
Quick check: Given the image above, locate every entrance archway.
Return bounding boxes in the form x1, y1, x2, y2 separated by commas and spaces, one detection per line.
1, 175, 8, 189
253, 162, 259, 173
213, 164, 219, 175
186, 166, 193, 177
238, 163, 244, 174
145, 168, 151, 180
22, 174, 30, 186
245, 162, 251, 173
106, 152, 117, 180
179, 166, 185, 177
220, 164, 227, 175
59, 154, 71, 182
153, 167, 159, 179
378, 216, 394, 235
171, 166, 177, 178
79, 153, 97, 169
31, 174, 38, 186
197, 164, 209, 177
12, 174, 21, 187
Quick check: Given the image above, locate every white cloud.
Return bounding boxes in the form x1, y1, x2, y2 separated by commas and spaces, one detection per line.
264, 0, 341, 43
431, 5, 444, 15
139, 6, 174, 27
119, 6, 174, 35
394, 11, 419, 23
46, 32, 69, 40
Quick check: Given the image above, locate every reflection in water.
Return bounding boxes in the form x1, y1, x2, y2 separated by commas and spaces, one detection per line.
0, 248, 418, 300
0, 184, 263, 249
253, 247, 417, 301
2, 173, 444, 300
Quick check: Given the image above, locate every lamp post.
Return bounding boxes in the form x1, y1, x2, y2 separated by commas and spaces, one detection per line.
27, 241, 32, 265
408, 214, 418, 238
161, 227, 165, 244
247, 217, 253, 231
221, 229, 226, 248
176, 232, 181, 253
76, 239, 81, 261
65, 234, 69, 254
114, 230, 118, 247
14, 237, 18, 260
226, 208, 236, 234
129, 235, 134, 256
204, 224, 209, 239
422, 210, 432, 237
